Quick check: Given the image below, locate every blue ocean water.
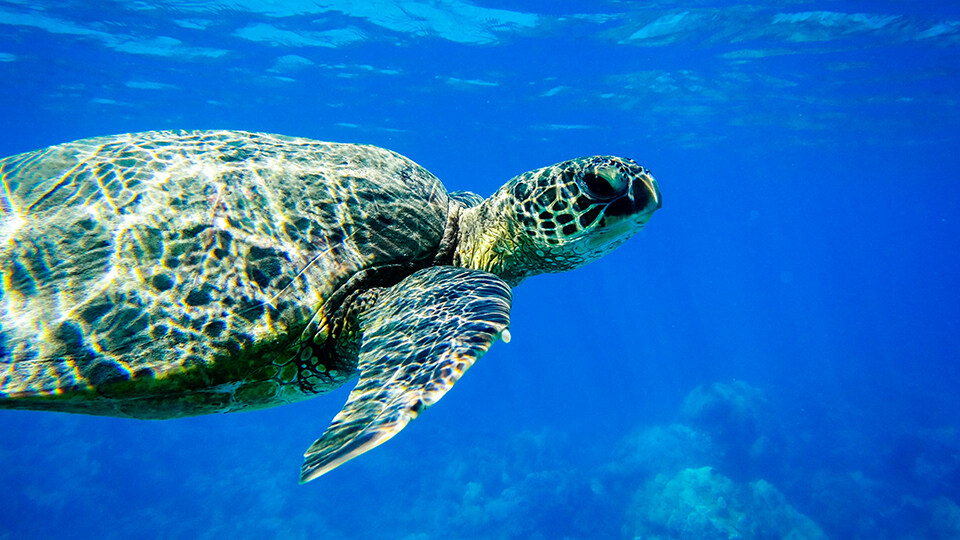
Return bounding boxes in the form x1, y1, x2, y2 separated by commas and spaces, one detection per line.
1, 1, 958, 538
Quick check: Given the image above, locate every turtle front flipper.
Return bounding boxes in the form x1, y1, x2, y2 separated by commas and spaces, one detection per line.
300, 266, 512, 483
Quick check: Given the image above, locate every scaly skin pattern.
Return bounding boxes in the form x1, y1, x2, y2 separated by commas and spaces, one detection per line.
300, 266, 512, 481
456, 155, 661, 286
0, 130, 448, 418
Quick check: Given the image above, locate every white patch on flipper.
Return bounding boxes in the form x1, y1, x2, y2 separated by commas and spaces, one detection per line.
0, 214, 24, 243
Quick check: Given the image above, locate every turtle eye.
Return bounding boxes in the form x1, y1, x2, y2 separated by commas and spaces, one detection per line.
581, 170, 627, 200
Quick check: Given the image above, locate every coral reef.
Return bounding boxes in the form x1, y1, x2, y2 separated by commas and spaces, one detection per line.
613, 423, 721, 479
677, 381, 773, 474
618, 380, 960, 540
628, 466, 826, 540
885, 427, 960, 500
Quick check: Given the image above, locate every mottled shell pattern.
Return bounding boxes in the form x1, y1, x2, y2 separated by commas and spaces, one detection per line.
0, 130, 449, 417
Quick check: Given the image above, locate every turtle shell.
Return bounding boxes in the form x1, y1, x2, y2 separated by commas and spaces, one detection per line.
0, 130, 450, 415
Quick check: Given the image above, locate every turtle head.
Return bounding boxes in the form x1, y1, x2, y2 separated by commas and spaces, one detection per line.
455, 156, 661, 285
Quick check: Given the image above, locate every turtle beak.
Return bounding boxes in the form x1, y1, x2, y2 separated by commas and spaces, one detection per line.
630, 171, 662, 217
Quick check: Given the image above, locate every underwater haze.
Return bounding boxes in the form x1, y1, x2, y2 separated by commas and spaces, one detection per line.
1, 1, 959, 538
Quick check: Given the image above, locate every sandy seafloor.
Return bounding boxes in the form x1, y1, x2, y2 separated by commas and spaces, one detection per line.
0, 1, 959, 538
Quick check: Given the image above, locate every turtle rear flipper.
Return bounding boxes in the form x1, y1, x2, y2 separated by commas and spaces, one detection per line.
300, 266, 512, 483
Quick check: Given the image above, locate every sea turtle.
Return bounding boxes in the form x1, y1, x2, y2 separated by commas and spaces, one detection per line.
0, 130, 660, 482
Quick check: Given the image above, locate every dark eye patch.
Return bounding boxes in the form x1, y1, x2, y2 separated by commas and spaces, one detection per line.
582, 172, 619, 199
